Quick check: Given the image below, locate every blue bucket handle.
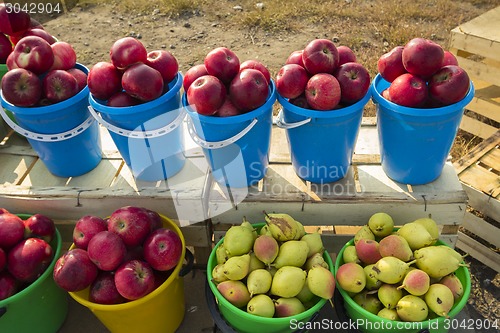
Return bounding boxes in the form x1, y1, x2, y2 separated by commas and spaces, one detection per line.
0, 107, 95, 142
275, 108, 311, 129
186, 115, 258, 149
88, 105, 186, 139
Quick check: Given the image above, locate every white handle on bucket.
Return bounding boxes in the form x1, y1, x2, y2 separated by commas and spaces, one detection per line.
186, 116, 258, 149
0, 107, 95, 142
87, 106, 186, 139
275, 108, 311, 129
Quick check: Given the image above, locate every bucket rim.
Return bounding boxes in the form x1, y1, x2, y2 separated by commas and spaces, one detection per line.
334, 237, 472, 328
68, 214, 187, 311
371, 73, 475, 117
182, 79, 277, 124
89, 72, 183, 116
0, 214, 63, 306
277, 88, 371, 119
0, 63, 89, 116
206, 222, 330, 325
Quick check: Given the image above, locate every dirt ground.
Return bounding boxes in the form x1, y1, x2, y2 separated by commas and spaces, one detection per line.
27, 1, 499, 331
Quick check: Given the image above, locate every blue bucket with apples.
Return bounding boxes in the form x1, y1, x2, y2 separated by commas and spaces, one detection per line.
183, 80, 277, 188
371, 74, 475, 185
88, 72, 185, 182
0, 63, 102, 177
276, 90, 370, 184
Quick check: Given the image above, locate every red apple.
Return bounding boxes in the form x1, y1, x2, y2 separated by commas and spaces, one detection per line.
8, 238, 53, 282
0, 5, 30, 36
50, 42, 77, 71
381, 88, 392, 102
302, 39, 339, 75
0, 247, 6, 271
43, 69, 79, 103
1, 68, 42, 107
145, 50, 178, 83
87, 61, 122, 100
29, 18, 44, 31
12, 36, 54, 75
53, 248, 99, 292
107, 206, 152, 248
10, 28, 56, 46
229, 68, 268, 112
0, 213, 25, 249
429, 65, 470, 105
289, 94, 310, 109
67, 68, 88, 92
0, 33, 12, 63
204, 47, 240, 84
122, 63, 164, 102
215, 98, 240, 117
337, 45, 357, 66
23, 214, 56, 243
286, 50, 306, 68
240, 60, 271, 84
389, 73, 428, 108
107, 91, 141, 107
182, 64, 208, 92
442, 51, 459, 67
114, 260, 155, 300
72, 215, 108, 250
305, 73, 341, 110
187, 75, 226, 115
6, 52, 18, 70
141, 208, 163, 232
87, 231, 127, 271
0, 271, 17, 300
110, 37, 147, 70
276, 64, 309, 99
0, 208, 10, 214
143, 228, 182, 271
123, 246, 144, 262
402, 38, 444, 78
377, 46, 406, 83
334, 62, 370, 105
89, 271, 126, 305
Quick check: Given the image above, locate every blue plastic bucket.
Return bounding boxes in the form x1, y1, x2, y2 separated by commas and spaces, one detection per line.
0, 64, 102, 177
277, 91, 370, 183
89, 72, 185, 182
371, 74, 475, 185
183, 80, 277, 188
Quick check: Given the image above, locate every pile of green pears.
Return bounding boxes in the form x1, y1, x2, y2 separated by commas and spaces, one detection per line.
336, 212, 467, 322
211, 212, 335, 318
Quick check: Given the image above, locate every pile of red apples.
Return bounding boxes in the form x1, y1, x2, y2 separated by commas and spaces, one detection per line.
276, 38, 371, 111
0, 6, 87, 107
0, 208, 57, 301
378, 38, 470, 108
52, 206, 183, 304
87, 37, 179, 107
184, 46, 271, 117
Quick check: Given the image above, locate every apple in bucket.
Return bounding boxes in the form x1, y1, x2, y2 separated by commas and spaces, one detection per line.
53, 248, 99, 292
73, 215, 108, 250
23, 213, 56, 243
12, 36, 54, 75
1, 68, 42, 107
0, 212, 26, 249
7, 237, 53, 283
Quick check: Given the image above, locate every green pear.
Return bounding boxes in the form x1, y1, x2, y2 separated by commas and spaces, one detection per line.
363, 264, 382, 290
378, 308, 399, 321
241, 217, 258, 241
274, 297, 305, 317
396, 295, 428, 322
397, 222, 435, 251
368, 212, 394, 238
424, 283, 454, 317
259, 225, 272, 236
439, 274, 464, 302
342, 245, 361, 264
264, 212, 299, 241
414, 246, 463, 278
246, 269, 272, 297
224, 225, 254, 256
273, 240, 309, 269
253, 234, 279, 266
353, 291, 383, 315
223, 254, 251, 280
378, 235, 413, 262
437, 245, 465, 262
336, 262, 366, 293
354, 225, 375, 245
371, 257, 416, 284
413, 217, 439, 244
300, 231, 324, 257
304, 252, 329, 271
217, 280, 251, 308
247, 294, 275, 318
216, 243, 228, 264
296, 281, 315, 303
307, 265, 335, 300
294, 220, 306, 240
211, 264, 228, 283
248, 252, 266, 272
397, 269, 430, 296
270, 266, 306, 298
378, 284, 403, 309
